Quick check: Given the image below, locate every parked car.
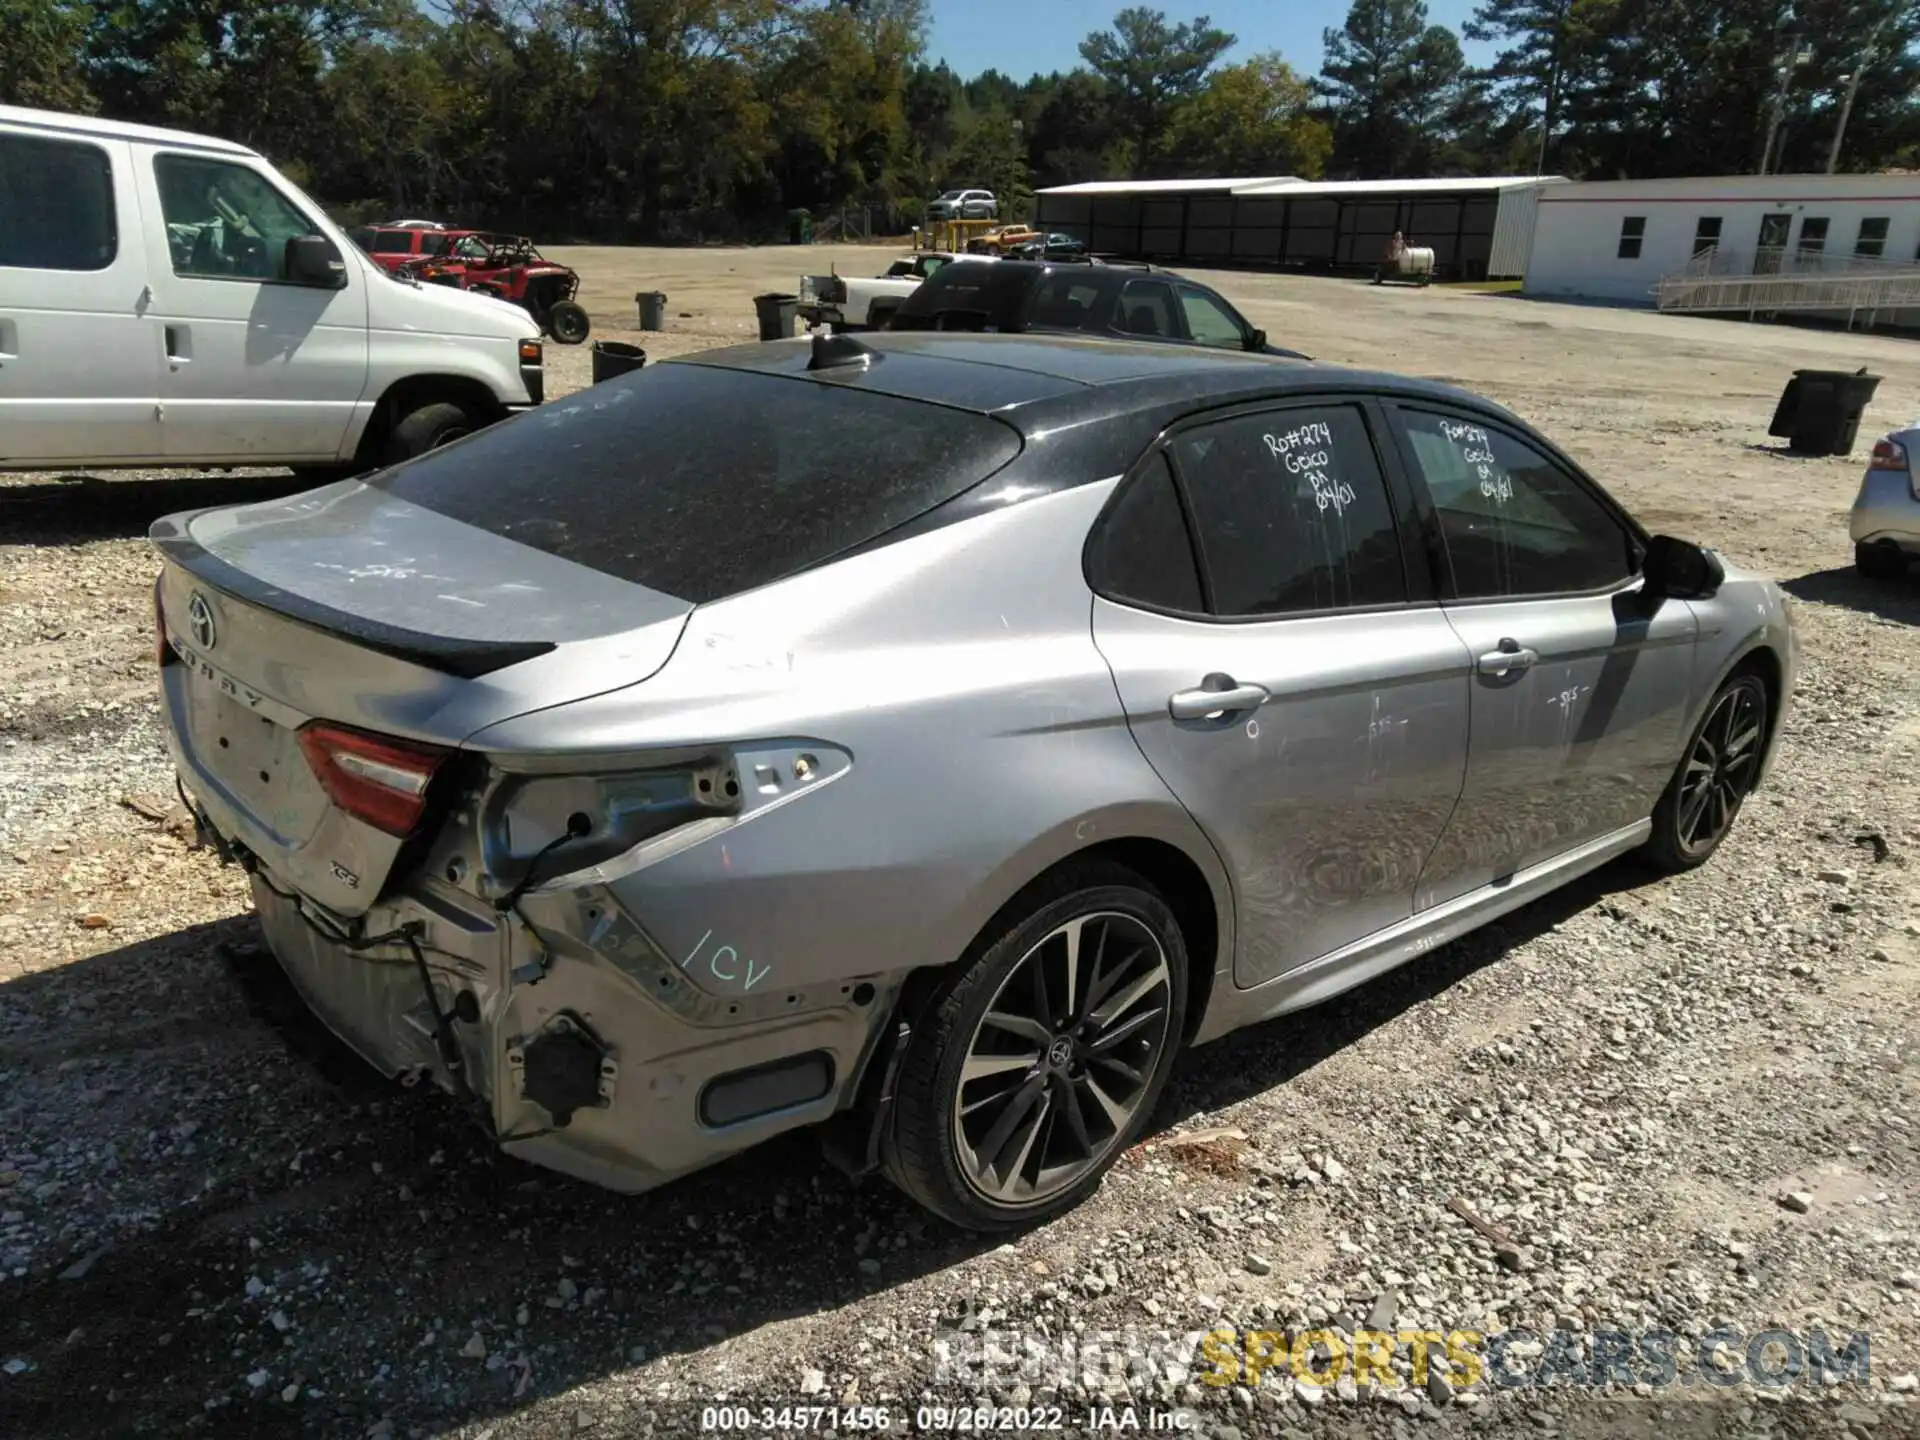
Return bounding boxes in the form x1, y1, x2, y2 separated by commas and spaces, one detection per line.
927, 188, 997, 221
889, 258, 1310, 358
156, 328, 1795, 1230
1849, 428, 1919, 577
0, 104, 544, 473
347, 223, 457, 273
1011, 232, 1088, 260
796, 251, 989, 331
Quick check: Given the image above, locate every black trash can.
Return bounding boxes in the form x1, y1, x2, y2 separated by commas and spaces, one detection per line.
590, 340, 647, 384
635, 290, 667, 330
754, 293, 799, 342
1770, 368, 1881, 457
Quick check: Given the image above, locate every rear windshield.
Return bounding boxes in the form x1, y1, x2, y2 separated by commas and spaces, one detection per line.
368, 363, 1021, 603
890, 264, 1036, 332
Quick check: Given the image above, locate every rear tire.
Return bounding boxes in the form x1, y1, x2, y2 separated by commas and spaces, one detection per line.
383, 401, 479, 466
882, 861, 1188, 1231
1855, 542, 1906, 579
1641, 671, 1769, 873
547, 300, 590, 345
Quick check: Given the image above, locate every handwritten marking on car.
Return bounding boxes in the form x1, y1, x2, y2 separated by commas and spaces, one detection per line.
681, 928, 771, 991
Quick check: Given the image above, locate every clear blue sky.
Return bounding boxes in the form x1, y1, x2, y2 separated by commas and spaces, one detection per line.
927, 0, 1493, 81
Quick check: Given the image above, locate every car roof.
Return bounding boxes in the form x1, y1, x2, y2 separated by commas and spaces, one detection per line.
0, 103, 256, 157
680, 331, 1512, 436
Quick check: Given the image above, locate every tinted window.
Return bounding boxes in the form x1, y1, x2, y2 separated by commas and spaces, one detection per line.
1397, 409, 1633, 599
1177, 285, 1245, 348
347, 225, 376, 250
370, 362, 1022, 603
1087, 456, 1202, 613
888, 262, 1034, 331
153, 153, 318, 281
1117, 279, 1177, 338
1617, 217, 1645, 260
0, 133, 116, 271
1028, 273, 1104, 330
371, 230, 414, 253
1172, 406, 1406, 617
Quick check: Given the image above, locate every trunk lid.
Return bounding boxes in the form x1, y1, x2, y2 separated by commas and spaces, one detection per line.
155, 480, 691, 914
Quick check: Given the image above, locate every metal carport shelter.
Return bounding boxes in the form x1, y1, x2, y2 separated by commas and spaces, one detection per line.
1033, 175, 1567, 281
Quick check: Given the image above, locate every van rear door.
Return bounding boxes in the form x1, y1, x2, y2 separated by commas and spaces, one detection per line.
0, 124, 161, 465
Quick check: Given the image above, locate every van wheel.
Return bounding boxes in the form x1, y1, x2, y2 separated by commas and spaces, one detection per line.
384, 401, 478, 465
882, 861, 1187, 1231
547, 302, 590, 345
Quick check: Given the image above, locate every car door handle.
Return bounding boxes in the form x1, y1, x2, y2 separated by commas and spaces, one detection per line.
1477, 641, 1538, 676
165, 325, 190, 365
1169, 679, 1270, 721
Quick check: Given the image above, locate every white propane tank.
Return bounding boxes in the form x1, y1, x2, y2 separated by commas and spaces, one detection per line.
1401, 246, 1436, 279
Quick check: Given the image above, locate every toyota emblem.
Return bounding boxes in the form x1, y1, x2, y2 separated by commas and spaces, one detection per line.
187, 592, 217, 650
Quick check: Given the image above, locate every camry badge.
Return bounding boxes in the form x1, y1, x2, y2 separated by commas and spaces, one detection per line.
187, 592, 217, 650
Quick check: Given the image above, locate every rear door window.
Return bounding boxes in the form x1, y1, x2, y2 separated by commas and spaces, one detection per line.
1116, 279, 1178, 339
1170, 405, 1407, 617
371, 230, 414, 254
0, 132, 117, 271
1027, 273, 1106, 331
369, 362, 1023, 603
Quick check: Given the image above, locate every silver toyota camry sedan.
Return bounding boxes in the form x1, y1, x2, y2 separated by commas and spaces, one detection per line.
154, 331, 1796, 1230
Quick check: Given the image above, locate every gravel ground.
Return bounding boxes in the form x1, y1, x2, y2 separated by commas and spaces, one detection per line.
1, 266, 1917, 1440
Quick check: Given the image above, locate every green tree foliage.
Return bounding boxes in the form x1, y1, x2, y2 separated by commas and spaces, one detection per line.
1165, 54, 1331, 178
1078, 6, 1235, 173
3, 1, 1914, 239
0, 0, 97, 112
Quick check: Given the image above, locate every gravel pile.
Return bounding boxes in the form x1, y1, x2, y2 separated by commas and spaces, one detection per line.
0, 294, 1915, 1438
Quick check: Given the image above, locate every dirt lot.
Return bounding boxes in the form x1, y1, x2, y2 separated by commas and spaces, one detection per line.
1, 249, 1918, 1439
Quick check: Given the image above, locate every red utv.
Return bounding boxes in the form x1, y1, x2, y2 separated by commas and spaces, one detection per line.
394, 232, 592, 345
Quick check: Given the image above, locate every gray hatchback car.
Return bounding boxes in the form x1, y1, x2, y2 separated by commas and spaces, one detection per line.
1849, 427, 1920, 577
155, 332, 1796, 1230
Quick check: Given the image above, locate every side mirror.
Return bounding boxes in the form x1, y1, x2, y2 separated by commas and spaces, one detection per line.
1642, 534, 1725, 600
1245, 327, 1268, 351
285, 234, 346, 288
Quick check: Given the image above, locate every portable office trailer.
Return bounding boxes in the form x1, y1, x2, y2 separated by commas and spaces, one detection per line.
1522, 173, 1920, 304
1033, 175, 1565, 279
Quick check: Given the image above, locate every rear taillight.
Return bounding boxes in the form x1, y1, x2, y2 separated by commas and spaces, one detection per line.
298, 723, 449, 837
1871, 437, 1908, 472
155, 576, 175, 667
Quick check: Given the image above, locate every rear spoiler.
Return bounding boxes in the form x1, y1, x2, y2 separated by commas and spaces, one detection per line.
151, 512, 555, 680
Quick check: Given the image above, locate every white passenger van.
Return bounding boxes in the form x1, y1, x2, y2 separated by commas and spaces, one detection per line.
0, 105, 545, 473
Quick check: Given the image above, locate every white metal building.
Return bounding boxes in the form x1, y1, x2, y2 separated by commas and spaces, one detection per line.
1522, 173, 1920, 304
1033, 174, 1565, 279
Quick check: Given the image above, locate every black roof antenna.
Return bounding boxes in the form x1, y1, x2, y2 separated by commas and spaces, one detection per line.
809, 330, 881, 371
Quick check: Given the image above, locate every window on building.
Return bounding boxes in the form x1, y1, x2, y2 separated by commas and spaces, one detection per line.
1691, 217, 1723, 256
1856, 217, 1889, 259
1616, 216, 1646, 260
1796, 217, 1829, 256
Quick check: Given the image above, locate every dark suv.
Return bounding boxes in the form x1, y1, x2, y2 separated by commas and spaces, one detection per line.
886, 259, 1307, 358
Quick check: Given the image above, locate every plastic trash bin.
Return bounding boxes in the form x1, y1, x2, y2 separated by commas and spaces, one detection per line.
635, 290, 667, 330
754, 293, 799, 342
590, 340, 646, 384
787, 210, 813, 245
1769, 368, 1881, 456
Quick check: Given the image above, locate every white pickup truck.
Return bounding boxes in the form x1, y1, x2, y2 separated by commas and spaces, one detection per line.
797, 252, 994, 331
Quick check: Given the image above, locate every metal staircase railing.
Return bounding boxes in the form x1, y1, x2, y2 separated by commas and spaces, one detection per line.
1656, 244, 1920, 328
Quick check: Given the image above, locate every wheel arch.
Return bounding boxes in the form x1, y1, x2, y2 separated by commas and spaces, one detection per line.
351, 374, 508, 468
1712, 639, 1787, 790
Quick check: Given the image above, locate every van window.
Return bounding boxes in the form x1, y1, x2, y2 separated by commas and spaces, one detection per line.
0, 132, 117, 271
370, 230, 415, 254
152, 154, 320, 282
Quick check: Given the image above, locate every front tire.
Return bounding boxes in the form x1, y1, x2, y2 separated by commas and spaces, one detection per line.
1642, 671, 1769, 873
547, 300, 590, 345
383, 400, 479, 466
882, 862, 1188, 1230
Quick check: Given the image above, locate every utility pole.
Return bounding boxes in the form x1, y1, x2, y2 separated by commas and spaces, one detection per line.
1826, 27, 1882, 174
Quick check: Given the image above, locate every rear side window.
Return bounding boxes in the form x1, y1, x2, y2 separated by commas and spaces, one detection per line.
1086, 456, 1203, 614
371, 230, 414, 253
888, 263, 1033, 331
0, 133, 116, 271
370, 362, 1022, 603
1171, 406, 1406, 617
